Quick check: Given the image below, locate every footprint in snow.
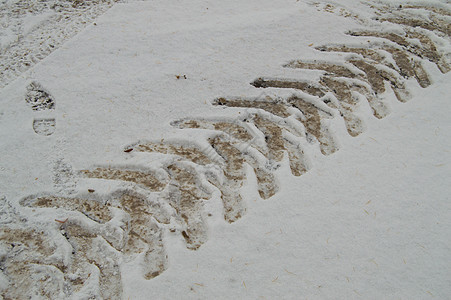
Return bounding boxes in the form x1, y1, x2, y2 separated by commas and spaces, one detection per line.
25, 81, 56, 136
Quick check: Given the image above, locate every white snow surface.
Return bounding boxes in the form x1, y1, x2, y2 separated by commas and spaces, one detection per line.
0, 0, 450, 298
136, 74, 451, 299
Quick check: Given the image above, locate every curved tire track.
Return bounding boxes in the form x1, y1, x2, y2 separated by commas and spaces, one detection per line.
1, 2, 450, 298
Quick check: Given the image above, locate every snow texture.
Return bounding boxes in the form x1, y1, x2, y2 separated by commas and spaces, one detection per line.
0, 0, 450, 298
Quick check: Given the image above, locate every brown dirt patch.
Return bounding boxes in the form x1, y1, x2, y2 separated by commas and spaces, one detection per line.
288, 96, 338, 155
348, 58, 410, 102
252, 77, 326, 97
379, 16, 450, 37
31, 196, 112, 223
213, 97, 291, 118
284, 60, 358, 78
165, 164, 209, 250
348, 30, 449, 73
81, 168, 166, 191
316, 45, 386, 63
135, 142, 212, 165
252, 114, 308, 176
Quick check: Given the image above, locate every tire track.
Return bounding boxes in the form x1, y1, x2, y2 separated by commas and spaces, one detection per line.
1, 2, 450, 298
0, 0, 124, 88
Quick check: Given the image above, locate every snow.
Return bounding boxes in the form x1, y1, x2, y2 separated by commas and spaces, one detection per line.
129, 72, 451, 299
22, 11, 55, 36
1, 0, 359, 198
0, 0, 450, 298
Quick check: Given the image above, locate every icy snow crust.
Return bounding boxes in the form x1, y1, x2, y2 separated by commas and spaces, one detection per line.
0, 0, 450, 298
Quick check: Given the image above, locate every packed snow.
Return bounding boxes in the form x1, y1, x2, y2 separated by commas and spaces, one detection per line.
0, 0, 450, 299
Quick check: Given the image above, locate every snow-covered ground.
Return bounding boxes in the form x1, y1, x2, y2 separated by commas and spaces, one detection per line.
135, 72, 451, 299
0, 0, 450, 299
